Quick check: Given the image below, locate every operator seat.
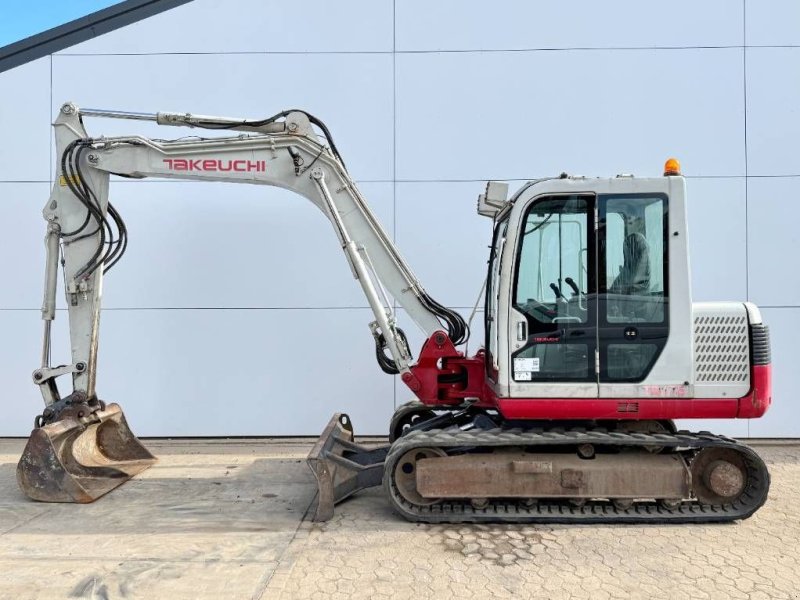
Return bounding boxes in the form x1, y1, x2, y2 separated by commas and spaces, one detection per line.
610, 232, 650, 295
606, 232, 655, 376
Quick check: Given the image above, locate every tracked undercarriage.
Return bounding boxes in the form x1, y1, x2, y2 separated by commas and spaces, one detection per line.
310, 407, 770, 524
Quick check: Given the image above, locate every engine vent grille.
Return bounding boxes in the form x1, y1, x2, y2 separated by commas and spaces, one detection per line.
694, 315, 749, 383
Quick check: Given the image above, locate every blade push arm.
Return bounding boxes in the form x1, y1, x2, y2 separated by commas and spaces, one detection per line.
36, 102, 467, 407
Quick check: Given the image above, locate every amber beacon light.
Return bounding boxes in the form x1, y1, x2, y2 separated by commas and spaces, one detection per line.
664, 157, 681, 176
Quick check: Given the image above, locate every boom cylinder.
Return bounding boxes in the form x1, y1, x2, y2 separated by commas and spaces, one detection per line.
79, 107, 287, 134
311, 168, 410, 372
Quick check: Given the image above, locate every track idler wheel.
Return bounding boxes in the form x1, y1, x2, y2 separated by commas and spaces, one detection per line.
691, 448, 748, 505
393, 447, 447, 506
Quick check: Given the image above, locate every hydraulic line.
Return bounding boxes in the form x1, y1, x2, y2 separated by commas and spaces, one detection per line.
60, 109, 463, 382
191, 109, 468, 346
375, 329, 410, 375
59, 139, 129, 279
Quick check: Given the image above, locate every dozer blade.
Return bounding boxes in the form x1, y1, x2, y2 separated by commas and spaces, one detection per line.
17, 403, 156, 503
306, 413, 388, 522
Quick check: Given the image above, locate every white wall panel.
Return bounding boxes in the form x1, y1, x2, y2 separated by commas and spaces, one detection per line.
0, 1, 796, 438
52, 53, 394, 182
395, 182, 492, 308
96, 308, 391, 436
685, 177, 748, 302
2, 308, 396, 437
397, 0, 742, 51
0, 181, 395, 310
0, 58, 50, 182
747, 177, 800, 307
0, 183, 52, 310
0, 310, 70, 436
749, 308, 799, 437
96, 181, 391, 309
396, 49, 744, 181
746, 0, 800, 46
745, 47, 800, 176
60, 0, 393, 54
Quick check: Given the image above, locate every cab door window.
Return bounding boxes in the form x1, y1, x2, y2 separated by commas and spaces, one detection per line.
512, 195, 596, 382
599, 194, 668, 381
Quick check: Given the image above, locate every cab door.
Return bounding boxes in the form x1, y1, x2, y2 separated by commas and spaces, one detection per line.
508, 194, 598, 397
598, 193, 669, 391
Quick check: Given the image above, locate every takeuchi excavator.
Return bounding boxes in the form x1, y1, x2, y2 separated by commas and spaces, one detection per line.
16, 102, 772, 524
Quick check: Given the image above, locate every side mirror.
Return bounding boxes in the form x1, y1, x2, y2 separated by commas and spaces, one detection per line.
477, 181, 509, 218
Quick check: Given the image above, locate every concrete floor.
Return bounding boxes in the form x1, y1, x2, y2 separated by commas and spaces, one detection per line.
0, 438, 798, 600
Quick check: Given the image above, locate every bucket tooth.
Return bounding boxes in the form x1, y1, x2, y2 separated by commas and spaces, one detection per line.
307, 413, 388, 522
17, 402, 156, 503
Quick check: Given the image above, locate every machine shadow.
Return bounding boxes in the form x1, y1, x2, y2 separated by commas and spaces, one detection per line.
0, 456, 319, 535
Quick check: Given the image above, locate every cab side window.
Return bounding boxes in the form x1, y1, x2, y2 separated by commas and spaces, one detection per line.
604, 197, 666, 324
601, 194, 668, 381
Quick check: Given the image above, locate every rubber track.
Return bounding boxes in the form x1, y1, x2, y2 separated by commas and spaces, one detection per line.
383, 427, 770, 524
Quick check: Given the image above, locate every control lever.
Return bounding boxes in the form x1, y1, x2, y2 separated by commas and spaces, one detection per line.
549, 282, 568, 309
564, 277, 581, 297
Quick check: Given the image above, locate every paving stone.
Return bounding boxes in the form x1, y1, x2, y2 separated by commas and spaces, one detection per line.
1, 440, 799, 599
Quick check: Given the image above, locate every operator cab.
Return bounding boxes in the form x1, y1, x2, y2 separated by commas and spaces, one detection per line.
484, 168, 690, 400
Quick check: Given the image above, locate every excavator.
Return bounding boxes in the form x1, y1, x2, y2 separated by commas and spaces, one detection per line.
15, 102, 772, 524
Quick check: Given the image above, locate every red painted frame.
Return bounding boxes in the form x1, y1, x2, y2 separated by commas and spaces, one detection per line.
403, 331, 772, 421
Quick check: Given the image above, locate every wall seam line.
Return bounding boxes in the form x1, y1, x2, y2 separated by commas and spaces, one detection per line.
392, 0, 398, 411
743, 0, 750, 308
743, 0, 751, 440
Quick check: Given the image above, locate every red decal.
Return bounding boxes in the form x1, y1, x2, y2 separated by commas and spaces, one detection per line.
643, 385, 689, 398
162, 159, 266, 173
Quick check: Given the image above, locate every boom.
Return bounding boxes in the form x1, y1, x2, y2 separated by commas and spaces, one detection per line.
36, 102, 467, 408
